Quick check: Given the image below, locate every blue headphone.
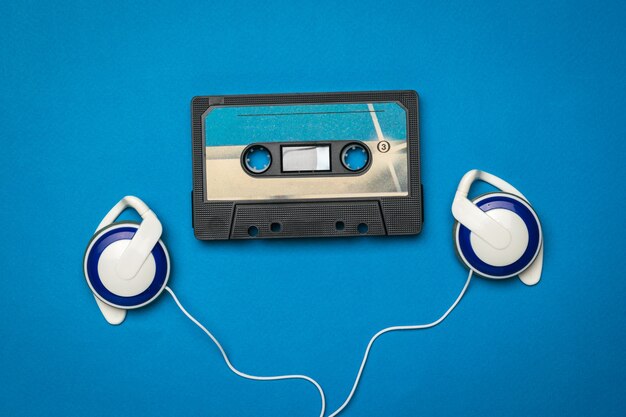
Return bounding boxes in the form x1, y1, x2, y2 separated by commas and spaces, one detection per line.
452, 169, 543, 285
83, 196, 170, 324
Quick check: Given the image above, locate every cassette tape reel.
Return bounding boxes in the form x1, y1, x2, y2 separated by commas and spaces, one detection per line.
191, 91, 423, 240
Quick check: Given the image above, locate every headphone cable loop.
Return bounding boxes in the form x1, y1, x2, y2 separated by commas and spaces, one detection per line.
166, 268, 473, 417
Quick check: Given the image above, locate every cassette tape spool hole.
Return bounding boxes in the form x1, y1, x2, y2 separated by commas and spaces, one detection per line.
243, 145, 272, 174
335, 221, 345, 231
341, 143, 370, 172
357, 223, 369, 234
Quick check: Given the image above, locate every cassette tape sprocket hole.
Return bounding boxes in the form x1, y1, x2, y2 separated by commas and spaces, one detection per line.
247, 226, 259, 237
243, 145, 272, 174
341, 143, 370, 172
335, 221, 345, 231
357, 223, 369, 234
270, 222, 282, 233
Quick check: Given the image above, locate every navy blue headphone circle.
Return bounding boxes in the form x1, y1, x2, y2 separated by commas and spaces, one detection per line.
457, 195, 541, 277
85, 225, 169, 307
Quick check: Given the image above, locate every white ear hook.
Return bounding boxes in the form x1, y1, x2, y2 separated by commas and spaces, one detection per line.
452, 170, 512, 249
115, 210, 162, 280
519, 244, 543, 286
96, 196, 151, 231
457, 169, 525, 197
97, 196, 163, 280
89, 196, 164, 325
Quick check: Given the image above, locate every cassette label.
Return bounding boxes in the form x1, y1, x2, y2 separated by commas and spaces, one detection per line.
204, 102, 407, 200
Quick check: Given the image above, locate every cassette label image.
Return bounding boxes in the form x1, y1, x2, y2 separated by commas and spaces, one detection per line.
192, 91, 422, 240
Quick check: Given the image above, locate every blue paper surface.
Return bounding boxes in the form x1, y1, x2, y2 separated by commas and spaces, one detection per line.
1, 1, 625, 416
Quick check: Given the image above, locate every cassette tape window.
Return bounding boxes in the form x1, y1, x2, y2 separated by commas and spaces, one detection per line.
203, 102, 409, 201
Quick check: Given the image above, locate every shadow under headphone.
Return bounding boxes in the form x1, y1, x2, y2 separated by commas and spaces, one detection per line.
83, 169, 543, 416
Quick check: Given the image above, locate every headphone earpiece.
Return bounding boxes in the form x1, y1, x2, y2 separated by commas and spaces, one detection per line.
452, 170, 543, 285
83, 197, 170, 325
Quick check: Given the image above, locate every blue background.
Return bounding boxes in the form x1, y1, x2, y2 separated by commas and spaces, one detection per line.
1, 1, 624, 416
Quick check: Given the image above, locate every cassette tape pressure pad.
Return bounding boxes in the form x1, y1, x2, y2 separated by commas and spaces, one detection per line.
192, 91, 422, 240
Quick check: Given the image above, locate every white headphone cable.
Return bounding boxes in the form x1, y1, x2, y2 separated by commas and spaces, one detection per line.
327, 269, 473, 417
165, 268, 472, 417
165, 286, 327, 417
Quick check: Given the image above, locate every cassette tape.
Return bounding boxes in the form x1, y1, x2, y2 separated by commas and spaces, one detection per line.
191, 90, 422, 240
